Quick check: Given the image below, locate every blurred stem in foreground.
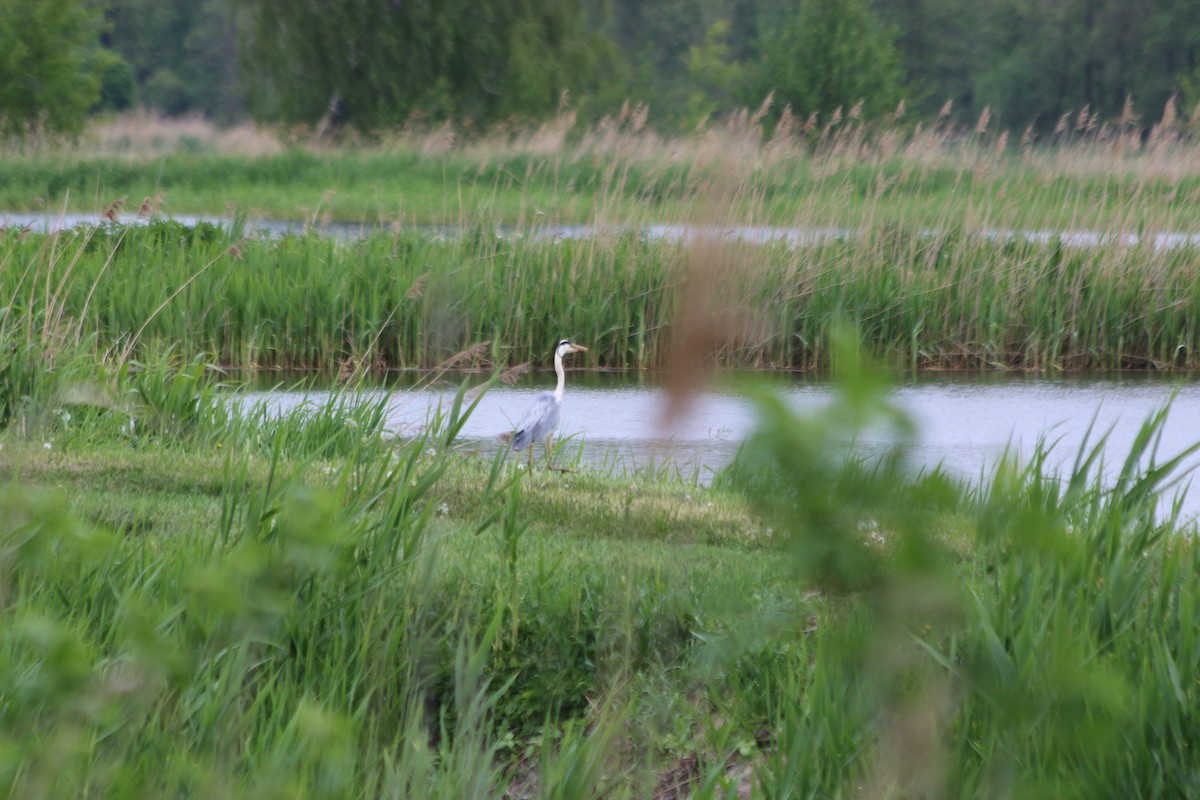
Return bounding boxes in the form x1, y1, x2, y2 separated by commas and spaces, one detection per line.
721, 323, 1198, 796
724, 323, 964, 794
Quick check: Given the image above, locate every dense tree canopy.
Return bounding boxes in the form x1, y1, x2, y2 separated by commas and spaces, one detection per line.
231, 0, 616, 129
104, 0, 241, 121
882, 0, 1200, 128
0, 0, 107, 136
752, 0, 903, 121
3, 0, 1200, 135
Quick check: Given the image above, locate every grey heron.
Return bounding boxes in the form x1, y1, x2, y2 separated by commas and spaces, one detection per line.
509, 338, 587, 472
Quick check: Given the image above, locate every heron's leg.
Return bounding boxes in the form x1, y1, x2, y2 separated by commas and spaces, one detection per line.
526, 443, 534, 473
546, 432, 572, 473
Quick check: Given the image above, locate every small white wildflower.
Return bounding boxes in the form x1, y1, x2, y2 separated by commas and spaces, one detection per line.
437, 503, 449, 516
425, 448, 437, 457
684, 494, 692, 502
43, 442, 51, 450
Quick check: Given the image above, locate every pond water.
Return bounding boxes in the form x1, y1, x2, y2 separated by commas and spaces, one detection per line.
241, 371, 1200, 519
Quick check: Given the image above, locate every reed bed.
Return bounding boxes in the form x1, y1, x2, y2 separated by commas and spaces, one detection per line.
7, 107, 1200, 381
5, 107, 1200, 377
7, 103, 1200, 229
3, 218, 1200, 373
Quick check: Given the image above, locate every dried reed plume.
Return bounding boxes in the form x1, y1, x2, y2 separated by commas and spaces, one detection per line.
102, 196, 126, 222
1118, 96, 1140, 127
434, 340, 492, 373
974, 106, 990, 135
751, 92, 775, 126
771, 104, 795, 142
498, 362, 530, 385
405, 273, 428, 299
472, 362, 529, 406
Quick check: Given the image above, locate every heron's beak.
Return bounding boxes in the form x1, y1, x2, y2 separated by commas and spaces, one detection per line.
570, 344, 588, 354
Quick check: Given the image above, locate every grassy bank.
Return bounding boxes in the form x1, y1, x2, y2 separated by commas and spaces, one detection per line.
7, 113, 1200, 374
6, 112, 1200, 231
4, 219, 1200, 373
2, 351, 1200, 797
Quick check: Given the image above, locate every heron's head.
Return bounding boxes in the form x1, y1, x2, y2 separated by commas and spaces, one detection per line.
556, 339, 587, 358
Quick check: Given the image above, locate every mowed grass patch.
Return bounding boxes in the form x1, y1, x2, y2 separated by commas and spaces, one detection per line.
431, 454, 770, 547
2, 435, 774, 555
0, 442, 230, 537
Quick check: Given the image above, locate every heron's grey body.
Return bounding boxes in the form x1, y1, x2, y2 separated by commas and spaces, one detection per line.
511, 391, 560, 451
510, 339, 587, 471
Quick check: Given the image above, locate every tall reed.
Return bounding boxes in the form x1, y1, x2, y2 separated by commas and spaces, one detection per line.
4, 218, 1200, 374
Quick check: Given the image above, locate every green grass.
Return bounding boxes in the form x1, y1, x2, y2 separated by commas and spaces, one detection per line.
0, 148, 691, 226
3, 347, 1200, 797
1, 149, 1195, 231
7, 114, 1200, 232
5, 114, 1200, 795
4, 218, 1200, 373
7, 115, 1200, 375
0, 382, 795, 797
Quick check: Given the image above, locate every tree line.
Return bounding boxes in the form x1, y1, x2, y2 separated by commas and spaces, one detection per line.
2, 0, 1198, 137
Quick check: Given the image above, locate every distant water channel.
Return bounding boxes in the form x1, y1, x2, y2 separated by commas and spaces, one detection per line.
240, 371, 1200, 520
10, 211, 1200, 251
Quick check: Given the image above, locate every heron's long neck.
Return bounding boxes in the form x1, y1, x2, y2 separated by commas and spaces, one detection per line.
553, 351, 566, 401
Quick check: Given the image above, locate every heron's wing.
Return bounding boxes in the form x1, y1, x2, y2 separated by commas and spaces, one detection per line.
512, 391, 560, 450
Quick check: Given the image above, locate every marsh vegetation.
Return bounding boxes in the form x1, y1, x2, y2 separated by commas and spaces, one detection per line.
4, 116, 1200, 797
5, 345, 1200, 797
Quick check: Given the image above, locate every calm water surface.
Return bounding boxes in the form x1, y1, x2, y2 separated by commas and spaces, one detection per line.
242, 371, 1200, 517
11, 212, 1200, 251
